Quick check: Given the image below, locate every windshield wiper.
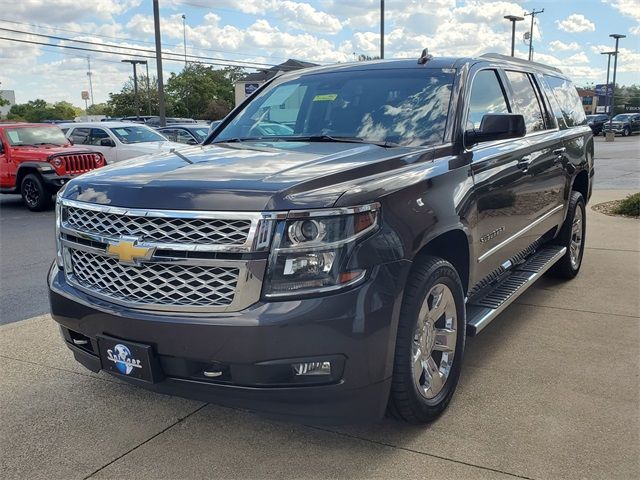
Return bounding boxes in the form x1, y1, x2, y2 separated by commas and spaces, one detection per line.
211, 137, 269, 144
276, 135, 399, 148
34, 142, 63, 146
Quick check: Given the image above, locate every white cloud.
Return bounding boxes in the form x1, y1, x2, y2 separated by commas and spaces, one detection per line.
602, 0, 640, 22
630, 25, 640, 35
2, 0, 141, 23
567, 52, 589, 64
549, 40, 581, 51
556, 14, 596, 33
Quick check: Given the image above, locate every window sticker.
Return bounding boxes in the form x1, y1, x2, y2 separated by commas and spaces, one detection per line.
313, 94, 338, 102
7, 131, 20, 143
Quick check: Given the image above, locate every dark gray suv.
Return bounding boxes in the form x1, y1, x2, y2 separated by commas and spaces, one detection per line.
49, 53, 592, 424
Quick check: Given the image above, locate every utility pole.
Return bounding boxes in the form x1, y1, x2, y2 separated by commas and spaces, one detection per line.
524, 8, 544, 61
154, 0, 166, 127
600, 51, 616, 118
182, 14, 187, 67
86, 56, 94, 105
606, 33, 625, 141
121, 59, 147, 121
504, 15, 524, 57
145, 61, 152, 116
380, 0, 384, 59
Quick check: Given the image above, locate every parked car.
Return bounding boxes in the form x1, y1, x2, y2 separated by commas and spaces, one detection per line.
120, 116, 153, 124
145, 117, 197, 127
585, 114, 608, 135
0, 123, 105, 210
49, 53, 593, 424
601, 113, 640, 136
157, 124, 211, 144
61, 122, 184, 164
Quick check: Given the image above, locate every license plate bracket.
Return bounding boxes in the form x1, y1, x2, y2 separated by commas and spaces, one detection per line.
97, 335, 162, 383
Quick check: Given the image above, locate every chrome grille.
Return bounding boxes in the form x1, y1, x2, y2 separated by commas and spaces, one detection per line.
63, 206, 252, 245
69, 249, 239, 307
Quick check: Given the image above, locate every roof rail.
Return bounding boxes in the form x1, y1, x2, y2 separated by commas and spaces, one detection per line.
480, 53, 563, 74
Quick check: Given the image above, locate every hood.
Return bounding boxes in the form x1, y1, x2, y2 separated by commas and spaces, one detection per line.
123, 141, 185, 153
11, 144, 96, 159
63, 141, 432, 211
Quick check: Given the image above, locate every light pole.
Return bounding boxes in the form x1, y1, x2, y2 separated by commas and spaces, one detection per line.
380, 0, 384, 59
153, 0, 166, 127
600, 51, 616, 118
145, 61, 152, 116
182, 14, 187, 67
606, 33, 625, 141
504, 15, 524, 57
524, 8, 544, 61
121, 59, 147, 121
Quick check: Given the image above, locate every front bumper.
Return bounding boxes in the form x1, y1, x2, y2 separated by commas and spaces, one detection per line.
48, 259, 411, 423
41, 172, 75, 190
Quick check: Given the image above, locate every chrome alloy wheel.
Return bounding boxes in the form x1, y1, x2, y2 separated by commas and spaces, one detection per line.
570, 205, 583, 270
412, 283, 457, 399
23, 179, 40, 207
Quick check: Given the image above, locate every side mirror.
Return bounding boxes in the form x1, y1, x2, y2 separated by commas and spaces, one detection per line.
465, 114, 526, 146
100, 138, 116, 147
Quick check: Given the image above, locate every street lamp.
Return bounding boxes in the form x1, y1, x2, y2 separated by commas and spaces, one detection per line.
121, 59, 147, 121
504, 15, 524, 57
182, 14, 187, 67
606, 33, 625, 141
600, 51, 616, 118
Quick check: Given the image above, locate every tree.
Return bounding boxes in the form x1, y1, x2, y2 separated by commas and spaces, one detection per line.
86, 103, 110, 116
7, 99, 81, 122
165, 64, 243, 119
106, 75, 166, 117
0, 91, 9, 108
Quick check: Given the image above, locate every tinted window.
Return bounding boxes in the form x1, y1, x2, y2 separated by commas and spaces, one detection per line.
216, 69, 456, 147
70, 127, 91, 145
89, 128, 109, 145
505, 71, 546, 133
467, 70, 510, 130
160, 129, 177, 141
544, 75, 587, 127
176, 130, 196, 143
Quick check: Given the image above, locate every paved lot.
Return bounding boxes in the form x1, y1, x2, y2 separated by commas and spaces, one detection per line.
0, 137, 638, 479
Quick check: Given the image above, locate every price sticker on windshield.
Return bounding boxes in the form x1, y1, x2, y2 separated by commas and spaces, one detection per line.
313, 94, 338, 102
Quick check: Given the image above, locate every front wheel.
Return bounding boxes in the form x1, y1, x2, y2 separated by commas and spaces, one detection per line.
388, 256, 466, 423
20, 173, 52, 212
622, 127, 631, 137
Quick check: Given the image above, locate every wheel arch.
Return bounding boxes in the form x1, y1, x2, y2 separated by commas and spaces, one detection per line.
571, 169, 589, 204
16, 163, 44, 188
413, 228, 470, 296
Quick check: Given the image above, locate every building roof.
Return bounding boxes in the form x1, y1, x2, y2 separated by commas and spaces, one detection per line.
240, 59, 319, 83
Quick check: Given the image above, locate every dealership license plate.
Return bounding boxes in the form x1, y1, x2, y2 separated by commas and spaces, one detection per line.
97, 335, 158, 383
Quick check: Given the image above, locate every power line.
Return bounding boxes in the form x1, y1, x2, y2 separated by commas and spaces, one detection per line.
0, 36, 268, 70
0, 27, 275, 68
0, 18, 291, 63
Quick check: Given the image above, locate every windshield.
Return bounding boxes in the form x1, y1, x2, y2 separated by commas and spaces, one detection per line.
5, 126, 69, 146
191, 128, 210, 141
214, 68, 455, 147
612, 114, 632, 121
108, 125, 167, 144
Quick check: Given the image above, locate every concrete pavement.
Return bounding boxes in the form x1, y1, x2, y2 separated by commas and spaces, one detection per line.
0, 189, 638, 480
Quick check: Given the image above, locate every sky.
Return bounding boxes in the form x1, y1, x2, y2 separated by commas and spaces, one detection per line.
0, 0, 638, 107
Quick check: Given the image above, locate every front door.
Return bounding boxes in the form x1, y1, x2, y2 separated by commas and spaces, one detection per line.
0, 135, 11, 188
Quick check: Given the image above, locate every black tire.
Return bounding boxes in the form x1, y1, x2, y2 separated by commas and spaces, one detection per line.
549, 191, 586, 279
20, 173, 52, 212
622, 127, 631, 137
388, 256, 466, 423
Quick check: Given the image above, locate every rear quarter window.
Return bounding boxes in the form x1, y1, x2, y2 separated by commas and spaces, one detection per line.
543, 75, 587, 128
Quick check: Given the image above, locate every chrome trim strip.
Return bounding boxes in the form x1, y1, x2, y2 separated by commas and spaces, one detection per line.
478, 204, 563, 263
263, 270, 367, 299
286, 202, 380, 219
467, 247, 566, 335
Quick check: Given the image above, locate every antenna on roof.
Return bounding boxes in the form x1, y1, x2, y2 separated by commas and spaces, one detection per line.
418, 48, 433, 65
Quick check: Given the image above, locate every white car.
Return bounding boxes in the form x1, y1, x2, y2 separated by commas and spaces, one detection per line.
60, 122, 184, 164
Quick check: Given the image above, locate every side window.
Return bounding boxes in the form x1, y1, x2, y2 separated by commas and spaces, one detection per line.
176, 130, 195, 143
543, 75, 587, 128
467, 70, 510, 130
505, 71, 546, 133
70, 128, 91, 145
89, 128, 109, 146
162, 129, 177, 142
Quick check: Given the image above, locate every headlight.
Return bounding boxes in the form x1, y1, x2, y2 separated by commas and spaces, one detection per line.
94, 153, 104, 165
264, 203, 379, 297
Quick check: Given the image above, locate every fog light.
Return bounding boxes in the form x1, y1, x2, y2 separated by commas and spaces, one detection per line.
292, 361, 331, 376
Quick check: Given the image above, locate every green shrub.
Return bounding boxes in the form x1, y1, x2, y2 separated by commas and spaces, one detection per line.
613, 192, 640, 217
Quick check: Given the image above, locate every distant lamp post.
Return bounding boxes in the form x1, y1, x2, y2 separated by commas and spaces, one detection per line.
600, 51, 616, 118
182, 14, 187, 67
504, 15, 524, 57
606, 34, 626, 142
121, 59, 148, 121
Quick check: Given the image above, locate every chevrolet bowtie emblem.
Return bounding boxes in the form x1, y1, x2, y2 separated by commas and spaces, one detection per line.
106, 237, 155, 264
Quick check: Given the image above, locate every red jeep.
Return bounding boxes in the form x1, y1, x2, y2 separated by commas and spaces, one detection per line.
0, 123, 105, 211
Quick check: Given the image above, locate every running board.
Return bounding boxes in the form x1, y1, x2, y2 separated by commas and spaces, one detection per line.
466, 246, 566, 336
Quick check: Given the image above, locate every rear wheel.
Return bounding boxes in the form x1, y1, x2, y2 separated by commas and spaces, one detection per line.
20, 173, 52, 211
388, 256, 466, 423
549, 191, 586, 279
